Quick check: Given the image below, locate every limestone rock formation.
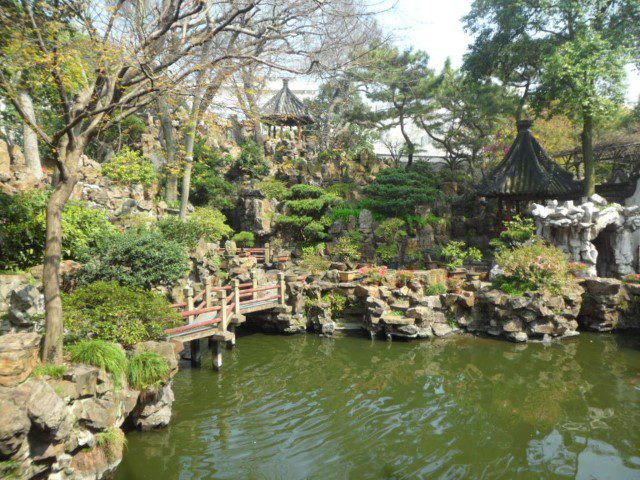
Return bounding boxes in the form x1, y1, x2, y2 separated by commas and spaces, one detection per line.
532, 196, 640, 277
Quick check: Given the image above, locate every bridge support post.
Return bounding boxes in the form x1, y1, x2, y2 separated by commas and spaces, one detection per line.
219, 291, 228, 331
251, 271, 258, 301
233, 279, 241, 316
278, 272, 286, 306
264, 242, 271, 264
212, 341, 223, 371
184, 287, 201, 367
227, 325, 236, 350
205, 277, 212, 308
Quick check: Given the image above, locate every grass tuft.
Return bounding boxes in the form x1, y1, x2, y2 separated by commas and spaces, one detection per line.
95, 427, 126, 461
127, 351, 170, 390
69, 340, 128, 387
33, 363, 68, 379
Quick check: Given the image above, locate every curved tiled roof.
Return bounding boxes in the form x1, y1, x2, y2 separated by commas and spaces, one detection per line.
261, 79, 314, 125
479, 120, 582, 200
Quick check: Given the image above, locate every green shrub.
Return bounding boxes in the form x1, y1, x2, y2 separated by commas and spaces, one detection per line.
231, 140, 269, 178
437, 241, 483, 270
102, 147, 156, 186
327, 182, 358, 199
127, 351, 170, 390
190, 140, 235, 208
494, 240, 571, 294
329, 206, 362, 222
190, 206, 234, 242
33, 363, 68, 379
489, 215, 536, 251
64, 281, 181, 346
157, 216, 206, 250
69, 340, 128, 387
374, 218, 407, 263
257, 177, 290, 200
376, 243, 399, 263
426, 283, 448, 295
0, 191, 114, 270
307, 291, 347, 317
232, 231, 255, 247
331, 233, 362, 263
362, 163, 441, 217
300, 244, 331, 274
78, 229, 189, 289
289, 184, 325, 199
158, 208, 234, 250
276, 185, 338, 244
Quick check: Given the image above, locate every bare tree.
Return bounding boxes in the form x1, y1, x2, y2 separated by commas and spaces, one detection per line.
0, 0, 260, 362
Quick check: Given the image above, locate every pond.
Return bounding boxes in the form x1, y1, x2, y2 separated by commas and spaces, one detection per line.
115, 332, 640, 480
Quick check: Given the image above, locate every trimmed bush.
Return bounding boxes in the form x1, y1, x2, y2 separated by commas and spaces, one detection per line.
276, 185, 338, 244
232, 231, 255, 247
257, 177, 290, 200
0, 190, 114, 270
127, 351, 170, 390
362, 163, 441, 217
64, 281, 181, 346
102, 147, 156, 186
69, 340, 128, 387
77, 229, 189, 289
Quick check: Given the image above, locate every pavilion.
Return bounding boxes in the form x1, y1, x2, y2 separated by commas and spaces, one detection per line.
261, 79, 314, 139
478, 119, 582, 217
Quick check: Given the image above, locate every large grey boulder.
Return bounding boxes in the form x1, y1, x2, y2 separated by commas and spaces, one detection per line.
8, 284, 45, 329
131, 384, 175, 430
0, 397, 30, 456
27, 380, 73, 441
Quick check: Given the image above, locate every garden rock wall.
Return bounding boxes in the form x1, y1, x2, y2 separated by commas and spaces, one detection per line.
474, 287, 583, 342
578, 277, 640, 331
73, 155, 164, 221
0, 333, 181, 479
532, 195, 640, 277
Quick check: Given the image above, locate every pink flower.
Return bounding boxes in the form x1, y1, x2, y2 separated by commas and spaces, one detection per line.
379, 266, 388, 276
358, 266, 368, 275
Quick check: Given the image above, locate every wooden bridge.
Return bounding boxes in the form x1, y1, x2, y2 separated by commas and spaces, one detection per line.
165, 273, 286, 370
217, 245, 291, 264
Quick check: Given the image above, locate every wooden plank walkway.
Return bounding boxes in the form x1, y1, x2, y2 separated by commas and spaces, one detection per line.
165, 272, 286, 369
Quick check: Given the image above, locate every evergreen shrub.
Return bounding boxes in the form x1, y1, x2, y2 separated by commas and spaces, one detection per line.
64, 281, 181, 346
77, 229, 189, 288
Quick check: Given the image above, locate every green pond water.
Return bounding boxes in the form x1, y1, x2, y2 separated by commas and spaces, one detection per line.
115, 332, 640, 480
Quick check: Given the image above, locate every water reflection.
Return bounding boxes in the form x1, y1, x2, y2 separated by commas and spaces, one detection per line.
116, 332, 640, 480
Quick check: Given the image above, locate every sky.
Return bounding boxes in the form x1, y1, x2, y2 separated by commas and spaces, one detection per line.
377, 0, 640, 104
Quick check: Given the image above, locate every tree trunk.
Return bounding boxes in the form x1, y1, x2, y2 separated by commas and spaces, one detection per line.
581, 113, 595, 197
179, 132, 195, 219
18, 89, 43, 179
157, 98, 178, 204
399, 115, 414, 169
42, 145, 80, 363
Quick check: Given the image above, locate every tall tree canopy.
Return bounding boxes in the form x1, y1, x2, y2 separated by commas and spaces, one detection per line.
351, 45, 440, 167
464, 0, 640, 196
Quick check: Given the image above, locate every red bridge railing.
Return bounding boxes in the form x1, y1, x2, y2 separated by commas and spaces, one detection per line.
165, 273, 286, 337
